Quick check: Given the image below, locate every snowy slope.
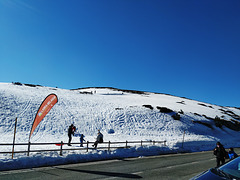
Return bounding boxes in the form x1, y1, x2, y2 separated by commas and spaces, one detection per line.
0, 82, 240, 170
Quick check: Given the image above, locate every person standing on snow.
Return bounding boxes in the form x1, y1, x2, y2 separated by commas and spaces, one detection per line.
80, 134, 85, 147
92, 130, 103, 148
213, 142, 227, 167
68, 124, 76, 146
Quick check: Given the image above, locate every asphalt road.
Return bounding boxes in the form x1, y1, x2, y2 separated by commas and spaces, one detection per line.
1, 149, 239, 180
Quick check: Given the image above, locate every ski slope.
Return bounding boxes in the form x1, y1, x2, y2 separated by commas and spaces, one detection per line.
0, 82, 240, 170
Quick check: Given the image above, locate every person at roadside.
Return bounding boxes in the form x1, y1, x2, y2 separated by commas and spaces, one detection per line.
228, 147, 238, 160
213, 142, 227, 167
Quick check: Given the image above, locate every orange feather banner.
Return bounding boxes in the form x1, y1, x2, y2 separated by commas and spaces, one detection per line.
29, 94, 58, 140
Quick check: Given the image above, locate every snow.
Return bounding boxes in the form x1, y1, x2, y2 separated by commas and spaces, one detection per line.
0, 82, 240, 171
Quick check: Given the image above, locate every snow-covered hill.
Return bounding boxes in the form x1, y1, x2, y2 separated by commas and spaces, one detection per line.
0, 82, 240, 170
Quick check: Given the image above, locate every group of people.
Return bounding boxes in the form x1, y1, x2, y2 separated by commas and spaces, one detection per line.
67, 124, 103, 148
68, 125, 238, 167
213, 141, 238, 167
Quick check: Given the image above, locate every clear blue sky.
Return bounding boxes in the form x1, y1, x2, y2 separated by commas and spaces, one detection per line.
0, 0, 240, 107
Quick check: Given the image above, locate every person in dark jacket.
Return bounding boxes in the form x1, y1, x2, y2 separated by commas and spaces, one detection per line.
228, 147, 238, 160
80, 134, 85, 147
92, 130, 103, 148
68, 124, 75, 146
213, 142, 226, 167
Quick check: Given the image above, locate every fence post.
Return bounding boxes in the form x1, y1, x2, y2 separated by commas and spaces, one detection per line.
125, 140, 128, 148
60, 141, 63, 156
86, 141, 89, 152
108, 141, 110, 151
164, 140, 166, 146
27, 141, 31, 156
182, 130, 185, 148
153, 140, 155, 145
141, 140, 142, 147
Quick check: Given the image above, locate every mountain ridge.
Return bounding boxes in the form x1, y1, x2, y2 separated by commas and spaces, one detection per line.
11, 82, 239, 108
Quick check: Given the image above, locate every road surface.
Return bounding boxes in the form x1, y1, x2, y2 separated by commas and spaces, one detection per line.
1, 149, 239, 180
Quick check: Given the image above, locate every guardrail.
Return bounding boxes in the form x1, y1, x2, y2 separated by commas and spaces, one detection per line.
0, 140, 166, 158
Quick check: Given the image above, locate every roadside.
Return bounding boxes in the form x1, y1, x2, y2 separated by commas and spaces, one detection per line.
1, 148, 239, 179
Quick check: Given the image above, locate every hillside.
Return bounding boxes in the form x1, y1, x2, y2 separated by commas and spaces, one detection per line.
1, 82, 240, 153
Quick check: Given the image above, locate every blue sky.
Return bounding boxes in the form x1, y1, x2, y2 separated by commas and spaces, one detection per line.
0, 0, 240, 107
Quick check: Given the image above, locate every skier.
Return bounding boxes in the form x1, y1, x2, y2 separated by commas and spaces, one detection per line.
213, 142, 227, 167
92, 130, 103, 148
68, 124, 76, 146
80, 134, 85, 147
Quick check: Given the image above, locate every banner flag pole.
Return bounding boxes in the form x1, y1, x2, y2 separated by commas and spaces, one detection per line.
12, 117, 18, 159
